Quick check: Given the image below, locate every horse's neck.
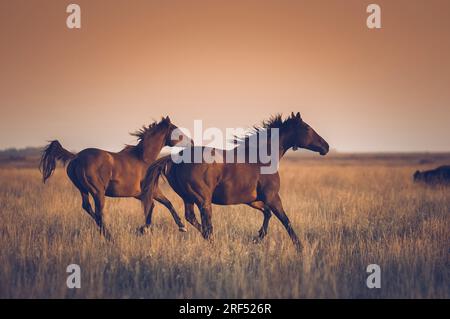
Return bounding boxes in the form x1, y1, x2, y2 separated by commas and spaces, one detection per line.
141, 134, 166, 164
277, 131, 293, 159
253, 130, 292, 160
232, 131, 291, 162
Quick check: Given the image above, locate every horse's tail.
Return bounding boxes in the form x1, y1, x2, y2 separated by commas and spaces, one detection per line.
39, 140, 76, 183
142, 155, 173, 211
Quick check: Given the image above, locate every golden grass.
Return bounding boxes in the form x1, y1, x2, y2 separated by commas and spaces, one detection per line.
0, 161, 448, 298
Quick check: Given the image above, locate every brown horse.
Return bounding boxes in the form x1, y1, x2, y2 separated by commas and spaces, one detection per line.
40, 116, 192, 240
142, 113, 329, 251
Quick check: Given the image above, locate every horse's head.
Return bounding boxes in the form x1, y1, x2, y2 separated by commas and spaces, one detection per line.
131, 117, 193, 163
160, 116, 193, 147
413, 170, 422, 182
286, 112, 329, 156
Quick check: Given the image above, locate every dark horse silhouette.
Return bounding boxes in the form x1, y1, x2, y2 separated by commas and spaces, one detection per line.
414, 166, 450, 185
142, 113, 329, 251
40, 117, 192, 240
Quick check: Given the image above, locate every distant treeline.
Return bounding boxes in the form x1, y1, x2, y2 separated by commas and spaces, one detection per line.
0, 147, 43, 168
0, 146, 449, 168
0, 147, 42, 160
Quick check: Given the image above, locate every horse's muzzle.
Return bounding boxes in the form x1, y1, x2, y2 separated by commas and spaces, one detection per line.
320, 140, 330, 155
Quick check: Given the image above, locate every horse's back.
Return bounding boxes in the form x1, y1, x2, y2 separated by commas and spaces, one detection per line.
76, 147, 111, 158
71, 148, 112, 172
434, 166, 450, 181
415, 165, 450, 185
436, 165, 450, 174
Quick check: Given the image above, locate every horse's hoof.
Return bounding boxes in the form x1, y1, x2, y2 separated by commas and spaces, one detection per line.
178, 226, 187, 232
294, 242, 303, 254
137, 226, 151, 236
100, 228, 114, 242
103, 233, 114, 243
253, 234, 266, 244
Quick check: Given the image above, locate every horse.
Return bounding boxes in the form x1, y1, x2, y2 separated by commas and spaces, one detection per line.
414, 165, 450, 185
142, 112, 329, 251
39, 116, 192, 240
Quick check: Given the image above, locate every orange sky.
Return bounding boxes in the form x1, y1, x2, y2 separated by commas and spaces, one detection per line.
0, 0, 449, 152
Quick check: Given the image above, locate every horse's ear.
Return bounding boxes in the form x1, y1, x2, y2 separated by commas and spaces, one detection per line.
161, 116, 171, 125
291, 112, 295, 118
296, 112, 302, 120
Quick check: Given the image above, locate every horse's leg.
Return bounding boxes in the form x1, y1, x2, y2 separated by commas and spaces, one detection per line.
68, 163, 106, 238
197, 201, 213, 240
79, 191, 107, 237
247, 201, 272, 242
138, 200, 155, 235
184, 202, 202, 233
80, 191, 95, 219
266, 194, 302, 252
154, 189, 187, 232
92, 191, 113, 241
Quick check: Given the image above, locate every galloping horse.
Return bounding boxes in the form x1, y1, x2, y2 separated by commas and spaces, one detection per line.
40, 116, 192, 240
142, 113, 329, 251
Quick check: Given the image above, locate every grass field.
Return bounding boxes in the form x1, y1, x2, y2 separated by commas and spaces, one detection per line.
0, 156, 449, 298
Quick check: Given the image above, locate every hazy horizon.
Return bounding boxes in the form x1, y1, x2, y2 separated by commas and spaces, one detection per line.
2, 143, 450, 156
1, 0, 449, 152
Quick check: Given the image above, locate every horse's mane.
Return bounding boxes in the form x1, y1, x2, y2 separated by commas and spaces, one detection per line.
130, 121, 161, 142
120, 118, 168, 156
234, 113, 295, 146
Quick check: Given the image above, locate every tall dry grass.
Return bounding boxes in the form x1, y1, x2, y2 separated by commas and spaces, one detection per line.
0, 160, 448, 298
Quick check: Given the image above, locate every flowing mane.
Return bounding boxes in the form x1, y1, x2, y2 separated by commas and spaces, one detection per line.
120, 118, 168, 157
130, 121, 161, 141
234, 113, 293, 147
